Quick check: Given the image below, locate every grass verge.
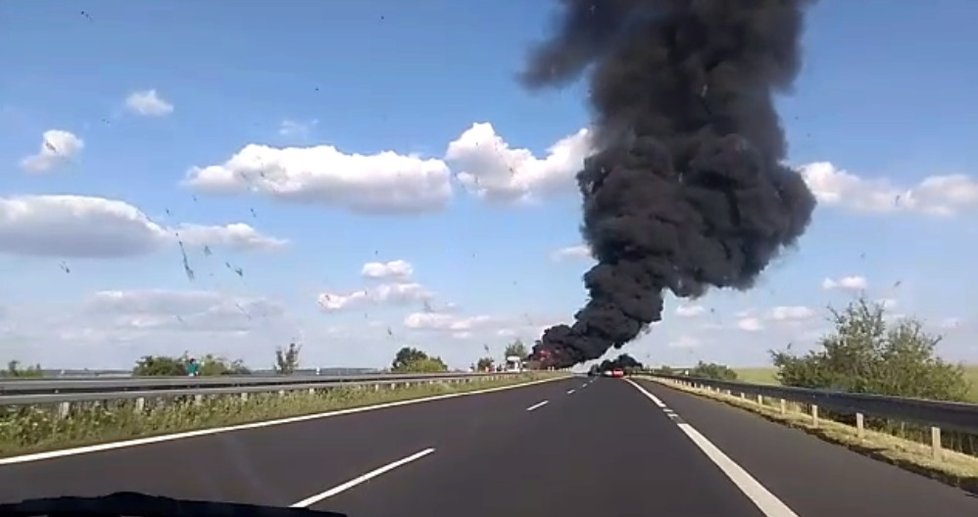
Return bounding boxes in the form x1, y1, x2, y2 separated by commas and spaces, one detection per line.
640, 376, 978, 495
0, 373, 562, 458
732, 366, 978, 402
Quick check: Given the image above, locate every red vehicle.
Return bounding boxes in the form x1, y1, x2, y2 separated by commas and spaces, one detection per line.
610, 369, 625, 378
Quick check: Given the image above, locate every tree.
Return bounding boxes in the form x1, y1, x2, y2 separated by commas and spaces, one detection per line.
391, 346, 448, 373
476, 357, 494, 372
3, 360, 42, 378
392, 347, 428, 371
771, 297, 970, 401
275, 342, 301, 374
504, 339, 528, 359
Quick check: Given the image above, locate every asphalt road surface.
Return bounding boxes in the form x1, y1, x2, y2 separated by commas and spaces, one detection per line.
2, 376, 976, 516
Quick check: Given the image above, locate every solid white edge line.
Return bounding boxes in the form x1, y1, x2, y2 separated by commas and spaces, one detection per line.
290, 447, 436, 508
525, 400, 549, 411
624, 379, 798, 517
0, 375, 569, 466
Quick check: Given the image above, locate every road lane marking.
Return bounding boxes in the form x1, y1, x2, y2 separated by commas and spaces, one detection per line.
526, 400, 549, 411
566, 389, 576, 394
625, 379, 798, 517
0, 376, 569, 466
291, 448, 435, 508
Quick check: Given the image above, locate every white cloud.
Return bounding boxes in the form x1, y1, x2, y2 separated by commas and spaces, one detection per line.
20, 130, 84, 173
768, 306, 816, 321
0, 195, 285, 257
737, 317, 764, 332
550, 244, 592, 262
801, 162, 978, 217
735, 309, 755, 319
675, 304, 706, 318
174, 223, 287, 251
124, 89, 174, 117
403, 312, 493, 332
317, 282, 432, 311
361, 259, 413, 280
278, 119, 318, 138
184, 143, 452, 214
940, 317, 962, 330
85, 289, 284, 332
667, 336, 701, 349
452, 331, 473, 340
877, 298, 898, 310
446, 123, 591, 202
822, 275, 868, 291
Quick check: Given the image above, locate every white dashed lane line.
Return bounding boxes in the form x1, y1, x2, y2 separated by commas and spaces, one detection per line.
291, 448, 436, 508
624, 379, 798, 517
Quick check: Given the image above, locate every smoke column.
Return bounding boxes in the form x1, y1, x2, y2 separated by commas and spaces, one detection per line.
525, 0, 818, 368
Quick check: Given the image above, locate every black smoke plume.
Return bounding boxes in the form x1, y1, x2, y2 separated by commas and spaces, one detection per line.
525, 0, 818, 369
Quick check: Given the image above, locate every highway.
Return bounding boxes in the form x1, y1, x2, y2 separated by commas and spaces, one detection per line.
1, 376, 976, 516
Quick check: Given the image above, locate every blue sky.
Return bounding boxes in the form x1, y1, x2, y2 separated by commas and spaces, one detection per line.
2, 1, 977, 370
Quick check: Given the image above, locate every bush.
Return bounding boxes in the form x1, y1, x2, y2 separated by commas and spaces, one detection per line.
133, 353, 250, 376
771, 297, 971, 401
687, 361, 738, 381
2, 360, 43, 378
771, 297, 976, 457
391, 347, 448, 373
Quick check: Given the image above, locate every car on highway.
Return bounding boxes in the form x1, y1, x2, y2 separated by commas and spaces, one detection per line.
610, 369, 625, 378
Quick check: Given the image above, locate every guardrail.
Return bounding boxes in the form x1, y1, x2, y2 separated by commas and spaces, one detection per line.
646, 373, 978, 459
0, 372, 527, 417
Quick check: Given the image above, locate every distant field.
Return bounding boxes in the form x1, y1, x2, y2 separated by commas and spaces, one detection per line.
733, 366, 978, 402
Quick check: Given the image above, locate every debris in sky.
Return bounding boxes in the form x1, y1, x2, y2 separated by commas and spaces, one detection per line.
203, 245, 212, 256
223, 261, 244, 278
80, 10, 92, 21
178, 240, 195, 282
43, 140, 57, 153
893, 280, 902, 288
250, 208, 257, 218
386, 326, 393, 337
59, 261, 70, 274
234, 303, 252, 320
423, 299, 434, 313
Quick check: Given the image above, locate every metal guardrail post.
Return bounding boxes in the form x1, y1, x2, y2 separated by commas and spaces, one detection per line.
931, 427, 942, 460
856, 413, 865, 439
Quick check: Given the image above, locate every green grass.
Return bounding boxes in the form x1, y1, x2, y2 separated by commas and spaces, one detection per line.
734, 366, 978, 402
0, 373, 562, 458
645, 376, 978, 494
732, 367, 780, 385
